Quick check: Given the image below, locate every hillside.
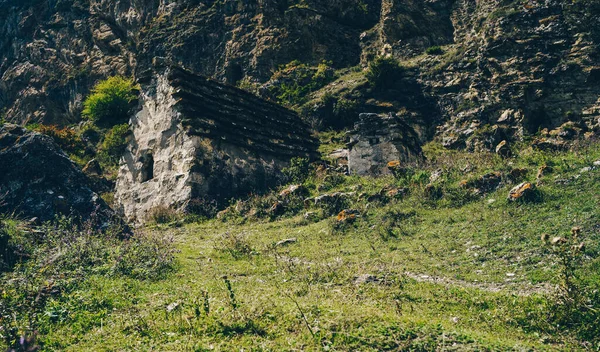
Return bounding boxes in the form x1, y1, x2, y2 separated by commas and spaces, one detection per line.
3, 140, 600, 350
2, 0, 600, 351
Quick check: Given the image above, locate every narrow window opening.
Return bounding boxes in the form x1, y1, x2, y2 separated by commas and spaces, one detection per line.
140, 153, 154, 183
369, 137, 380, 146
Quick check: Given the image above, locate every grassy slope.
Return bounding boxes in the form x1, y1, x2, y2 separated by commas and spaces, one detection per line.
34, 140, 600, 351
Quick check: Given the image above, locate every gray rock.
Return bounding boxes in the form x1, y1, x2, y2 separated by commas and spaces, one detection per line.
275, 238, 297, 247
354, 274, 380, 285
348, 113, 423, 177
0, 125, 116, 227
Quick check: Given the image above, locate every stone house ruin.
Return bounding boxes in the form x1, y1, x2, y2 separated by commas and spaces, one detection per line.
348, 113, 422, 176
115, 65, 318, 223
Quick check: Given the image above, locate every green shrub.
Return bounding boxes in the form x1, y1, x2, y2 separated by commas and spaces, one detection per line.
215, 232, 254, 259
331, 98, 359, 129
97, 123, 130, 167
33, 124, 88, 158
270, 61, 336, 107
425, 46, 444, 55
0, 219, 28, 273
541, 228, 600, 343
114, 232, 177, 280
82, 77, 138, 126
282, 157, 311, 184
366, 56, 404, 90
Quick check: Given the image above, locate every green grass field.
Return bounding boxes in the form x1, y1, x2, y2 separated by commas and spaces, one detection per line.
2, 140, 600, 351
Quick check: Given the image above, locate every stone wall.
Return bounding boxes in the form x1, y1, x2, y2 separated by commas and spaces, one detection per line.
114, 70, 197, 223
348, 113, 422, 176
115, 65, 318, 223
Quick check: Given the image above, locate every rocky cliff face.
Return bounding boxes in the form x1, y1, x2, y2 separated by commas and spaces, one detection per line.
0, 0, 382, 124
1, 0, 599, 150
420, 0, 600, 150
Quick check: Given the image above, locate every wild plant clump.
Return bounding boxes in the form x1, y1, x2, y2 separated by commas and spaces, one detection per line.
146, 205, 181, 225
282, 157, 311, 184
425, 46, 444, 55
97, 123, 130, 166
30, 124, 87, 158
269, 60, 337, 107
0, 216, 177, 350
82, 76, 138, 127
541, 227, 600, 343
366, 56, 404, 90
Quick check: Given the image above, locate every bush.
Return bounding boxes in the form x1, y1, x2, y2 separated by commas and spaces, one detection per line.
331, 98, 360, 129
282, 157, 311, 184
114, 232, 177, 280
82, 77, 138, 126
97, 123, 130, 167
270, 61, 336, 107
33, 124, 88, 158
147, 206, 181, 225
0, 219, 27, 273
540, 227, 600, 343
425, 46, 444, 55
366, 56, 404, 90
215, 232, 254, 259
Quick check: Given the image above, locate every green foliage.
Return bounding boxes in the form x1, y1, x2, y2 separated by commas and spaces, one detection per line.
425, 46, 444, 55
282, 157, 311, 184
114, 232, 177, 280
32, 124, 89, 159
97, 123, 130, 167
540, 228, 600, 343
0, 219, 30, 273
82, 77, 138, 126
236, 77, 260, 95
366, 56, 404, 90
270, 61, 336, 107
0, 109, 7, 125
215, 232, 254, 259
325, 95, 360, 129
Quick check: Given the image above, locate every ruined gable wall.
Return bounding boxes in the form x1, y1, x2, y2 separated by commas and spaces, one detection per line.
114, 71, 199, 223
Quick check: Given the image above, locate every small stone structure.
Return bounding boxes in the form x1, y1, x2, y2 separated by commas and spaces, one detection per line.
115, 65, 318, 223
348, 113, 422, 176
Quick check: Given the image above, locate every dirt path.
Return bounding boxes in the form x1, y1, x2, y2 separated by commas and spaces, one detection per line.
404, 271, 555, 296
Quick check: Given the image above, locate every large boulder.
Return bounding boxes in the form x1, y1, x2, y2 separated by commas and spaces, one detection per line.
0, 124, 116, 227
348, 113, 423, 176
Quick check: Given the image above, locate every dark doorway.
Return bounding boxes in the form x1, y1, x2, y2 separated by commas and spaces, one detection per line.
140, 152, 154, 183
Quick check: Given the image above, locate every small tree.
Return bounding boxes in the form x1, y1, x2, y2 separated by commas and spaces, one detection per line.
82, 77, 138, 126
366, 56, 404, 90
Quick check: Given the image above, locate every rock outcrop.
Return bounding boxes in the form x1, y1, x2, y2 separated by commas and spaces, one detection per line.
348, 113, 422, 176
0, 124, 115, 226
0, 0, 381, 125
424, 0, 600, 150
114, 65, 319, 223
